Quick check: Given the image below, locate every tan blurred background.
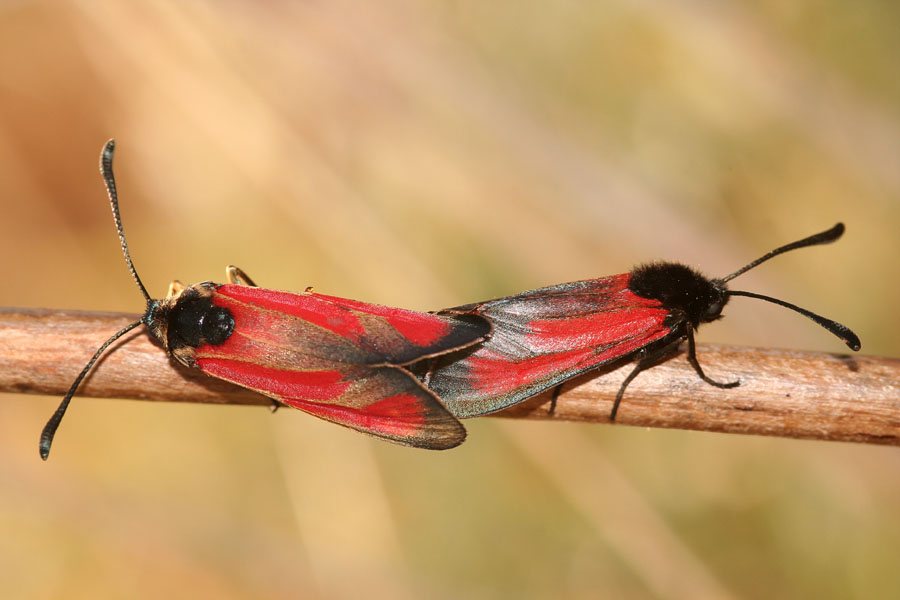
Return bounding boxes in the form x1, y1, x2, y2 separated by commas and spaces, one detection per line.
1, 1, 899, 598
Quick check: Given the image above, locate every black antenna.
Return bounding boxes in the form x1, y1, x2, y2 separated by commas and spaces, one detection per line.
39, 320, 143, 460
719, 223, 845, 283
726, 290, 860, 351
101, 139, 151, 303
40, 140, 151, 460
716, 223, 860, 352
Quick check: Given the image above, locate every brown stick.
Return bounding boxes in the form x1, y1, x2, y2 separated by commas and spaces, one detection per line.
3, 307, 897, 445
1, 307, 272, 407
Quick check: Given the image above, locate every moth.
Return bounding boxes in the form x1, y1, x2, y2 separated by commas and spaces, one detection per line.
422, 225, 861, 419
40, 140, 489, 459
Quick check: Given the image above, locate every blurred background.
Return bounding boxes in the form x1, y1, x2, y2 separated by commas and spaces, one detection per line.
1, 0, 899, 598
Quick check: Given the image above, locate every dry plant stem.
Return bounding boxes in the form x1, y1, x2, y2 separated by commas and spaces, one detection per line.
2, 307, 898, 445
1, 308, 271, 407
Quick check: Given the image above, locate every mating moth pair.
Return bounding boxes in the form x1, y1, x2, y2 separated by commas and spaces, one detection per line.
39, 141, 860, 459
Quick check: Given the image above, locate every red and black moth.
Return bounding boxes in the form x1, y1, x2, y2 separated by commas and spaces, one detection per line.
421, 226, 861, 419
39, 140, 490, 459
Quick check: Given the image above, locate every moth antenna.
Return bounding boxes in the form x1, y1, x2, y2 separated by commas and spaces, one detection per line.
714, 223, 859, 350
39, 320, 144, 460
727, 290, 861, 351
719, 223, 845, 283
41, 141, 154, 459
101, 139, 151, 302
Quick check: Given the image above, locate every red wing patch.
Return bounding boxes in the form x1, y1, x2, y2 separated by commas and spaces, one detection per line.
193, 285, 485, 448
312, 294, 452, 347
423, 274, 674, 417
198, 353, 465, 449
200, 360, 352, 401
214, 284, 367, 340
215, 285, 490, 365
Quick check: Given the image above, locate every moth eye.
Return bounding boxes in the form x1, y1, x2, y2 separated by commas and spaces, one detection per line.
703, 298, 726, 321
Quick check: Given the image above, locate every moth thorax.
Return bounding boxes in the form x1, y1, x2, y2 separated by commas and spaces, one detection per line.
628, 262, 729, 327
170, 295, 233, 348
145, 283, 235, 366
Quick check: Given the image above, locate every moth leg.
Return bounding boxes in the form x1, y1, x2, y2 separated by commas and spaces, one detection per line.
611, 360, 649, 421
610, 342, 680, 420
548, 385, 563, 415
226, 265, 258, 287
685, 327, 739, 389
167, 280, 185, 298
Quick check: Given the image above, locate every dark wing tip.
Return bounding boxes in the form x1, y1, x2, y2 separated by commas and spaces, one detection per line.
417, 418, 467, 450
455, 314, 492, 344
439, 313, 491, 347
401, 314, 491, 365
